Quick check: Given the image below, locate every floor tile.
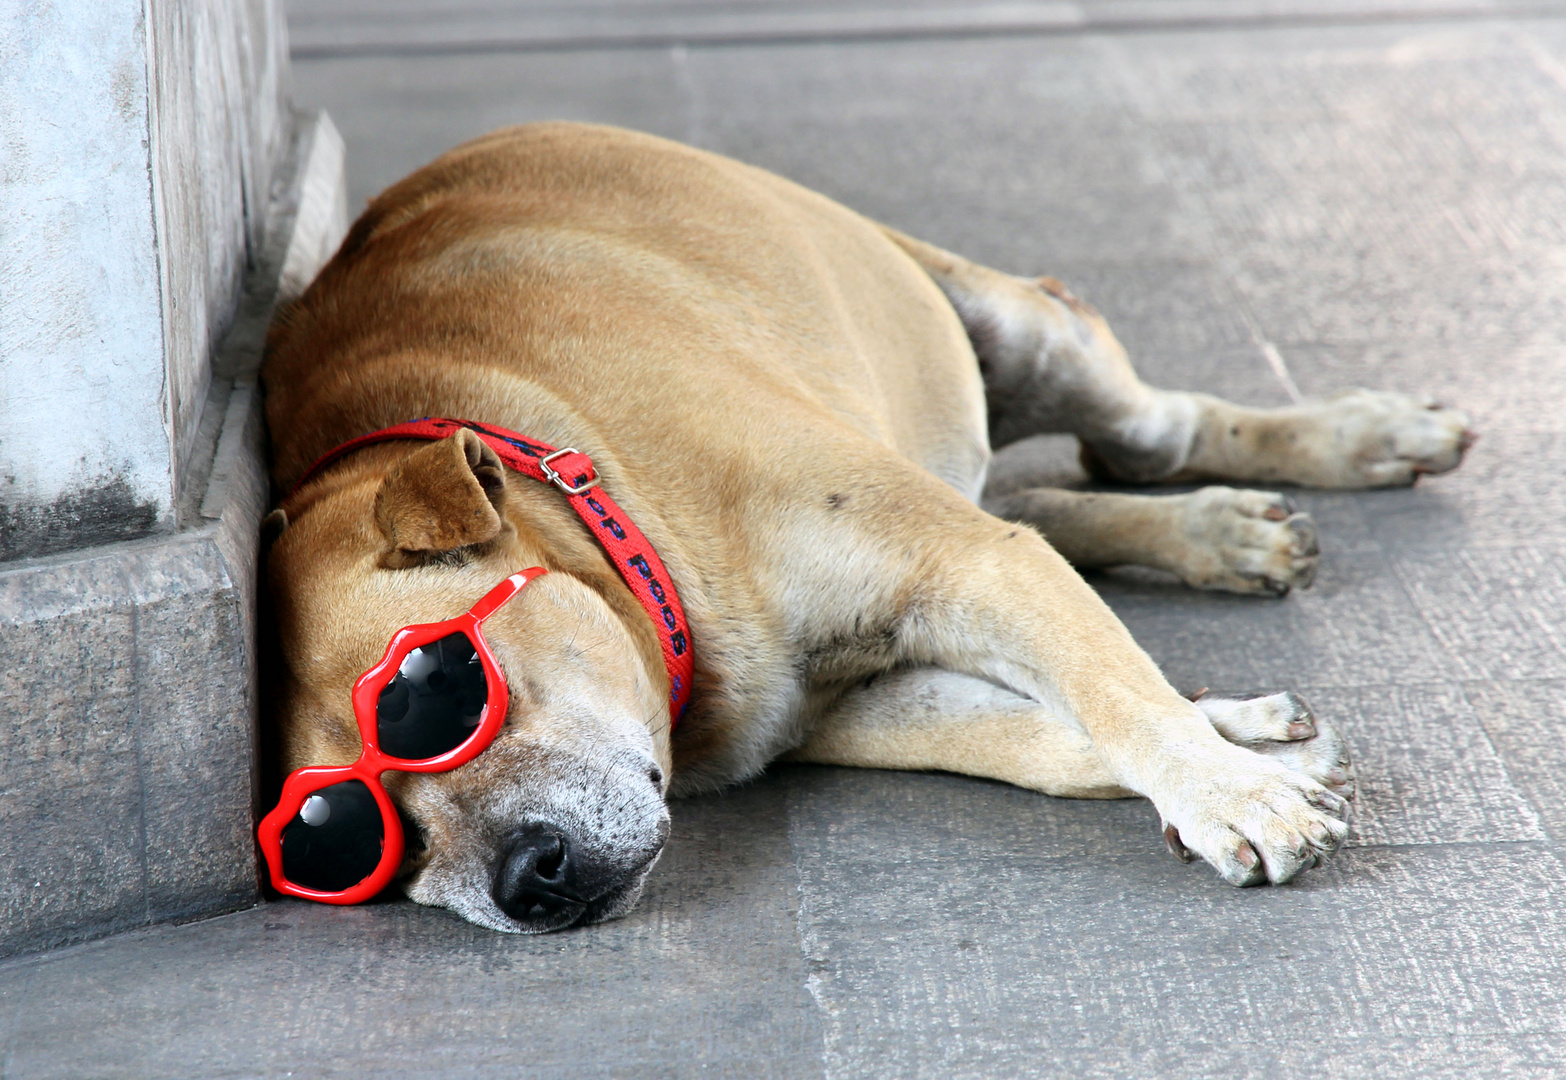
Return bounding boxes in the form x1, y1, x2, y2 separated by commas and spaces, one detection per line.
1098, 547, 1454, 691
93, 8, 1566, 1077
781, 764, 1167, 863
0, 782, 826, 1080
1282, 339, 1566, 437
1356, 429, 1566, 551
685, 37, 1208, 270
1300, 682, 1544, 846
1462, 678, 1566, 839
787, 844, 1566, 1080
1392, 543, 1566, 681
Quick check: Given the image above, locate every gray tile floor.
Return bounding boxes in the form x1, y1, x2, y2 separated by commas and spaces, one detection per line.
6, 4, 1566, 1077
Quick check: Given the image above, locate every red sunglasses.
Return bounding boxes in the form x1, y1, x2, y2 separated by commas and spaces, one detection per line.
257, 568, 546, 904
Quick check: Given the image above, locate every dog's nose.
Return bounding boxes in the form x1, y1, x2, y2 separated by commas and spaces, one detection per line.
492, 825, 581, 922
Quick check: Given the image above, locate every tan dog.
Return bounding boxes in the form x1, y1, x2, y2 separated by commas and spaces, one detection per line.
261, 122, 1472, 932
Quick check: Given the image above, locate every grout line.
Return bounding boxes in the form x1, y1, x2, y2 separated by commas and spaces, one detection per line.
1229, 291, 1307, 404
121, 570, 153, 927
783, 782, 837, 1080
1258, 339, 1306, 405
288, 6, 1566, 61
1340, 837, 1559, 853
1452, 680, 1559, 845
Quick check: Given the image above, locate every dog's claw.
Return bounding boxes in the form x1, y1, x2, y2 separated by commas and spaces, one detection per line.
1235, 842, 1259, 870
1308, 786, 1351, 818
1164, 823, 1196, 863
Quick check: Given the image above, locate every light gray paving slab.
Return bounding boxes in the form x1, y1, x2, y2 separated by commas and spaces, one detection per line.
0, 780, 826, 1080
1120, 24, 1566, 349
1359, 429, 1566, 552
1299, 682, 1544, 846
286, 1, 1566, 56
685, 37, 1209, 270
986, 433, 1094, 494
1273, 488, 1383, 553
1229, 242, 1566, 351
785, 841, 1566, 1080
778, 764, 1166, 861
1463, 678, 1566, 839
781, 681, 1546, 857
241, 11, 1566, 1079
291, 50, 690, 212
1281, 339, 1566, 437
1392, 542, 1566, 681
1098, 546, 1455, 690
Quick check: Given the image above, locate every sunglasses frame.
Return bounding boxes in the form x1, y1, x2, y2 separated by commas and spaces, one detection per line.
257, 567, 547, 904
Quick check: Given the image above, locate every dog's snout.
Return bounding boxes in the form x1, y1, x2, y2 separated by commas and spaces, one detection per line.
490, 814, 667, 929
493, 825, 580, 922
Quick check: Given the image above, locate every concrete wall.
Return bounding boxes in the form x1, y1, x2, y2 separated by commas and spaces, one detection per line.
149, 0, 292, 505
0, 2, 348, 957
0, 0, 290, 562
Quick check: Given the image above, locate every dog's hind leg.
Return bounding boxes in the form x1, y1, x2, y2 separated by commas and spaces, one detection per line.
883, 228, 1474, 488
979, 485, 1319, 597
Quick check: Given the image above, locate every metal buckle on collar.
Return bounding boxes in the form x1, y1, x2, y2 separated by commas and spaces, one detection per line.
538, 447, 599, 496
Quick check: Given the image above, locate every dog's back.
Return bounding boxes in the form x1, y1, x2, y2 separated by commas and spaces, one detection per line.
264, 122, 989, 500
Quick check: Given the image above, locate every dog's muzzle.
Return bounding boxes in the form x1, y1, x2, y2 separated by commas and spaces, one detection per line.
492, 820, 667, 929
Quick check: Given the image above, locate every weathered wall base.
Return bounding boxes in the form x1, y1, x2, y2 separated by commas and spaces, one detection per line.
0, 111, 347, 959
0, 0, 293, 557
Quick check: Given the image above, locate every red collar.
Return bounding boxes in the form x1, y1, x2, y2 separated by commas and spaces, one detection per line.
292, 418, 692, 726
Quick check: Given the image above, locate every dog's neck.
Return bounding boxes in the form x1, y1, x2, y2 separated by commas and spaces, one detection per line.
282, 417, 693, 724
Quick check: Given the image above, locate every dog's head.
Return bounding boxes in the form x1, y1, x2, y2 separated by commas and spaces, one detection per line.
265, 430, 671, 932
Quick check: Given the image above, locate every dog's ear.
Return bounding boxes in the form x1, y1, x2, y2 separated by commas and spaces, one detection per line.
260, 508, 289, 551
374, 429, 508, 566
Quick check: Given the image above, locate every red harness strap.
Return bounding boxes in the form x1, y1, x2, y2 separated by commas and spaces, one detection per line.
292, 417, 693, 726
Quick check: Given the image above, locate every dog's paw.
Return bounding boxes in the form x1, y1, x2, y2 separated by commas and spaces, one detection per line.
1155, 736, 1350, 887
1170, 487, 1318, 597
1193, 690, 1354, 800
1298, 390, 1475, 488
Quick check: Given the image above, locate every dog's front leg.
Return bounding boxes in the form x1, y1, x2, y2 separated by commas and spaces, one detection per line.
868, 490, 1348, 884
789, 667, 1134, 799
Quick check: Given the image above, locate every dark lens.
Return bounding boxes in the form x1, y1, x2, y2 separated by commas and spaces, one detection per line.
279, 780, 385, 892
376, 631, 489, 760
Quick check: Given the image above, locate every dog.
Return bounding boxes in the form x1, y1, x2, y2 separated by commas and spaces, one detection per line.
260, 122, 1473, 932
